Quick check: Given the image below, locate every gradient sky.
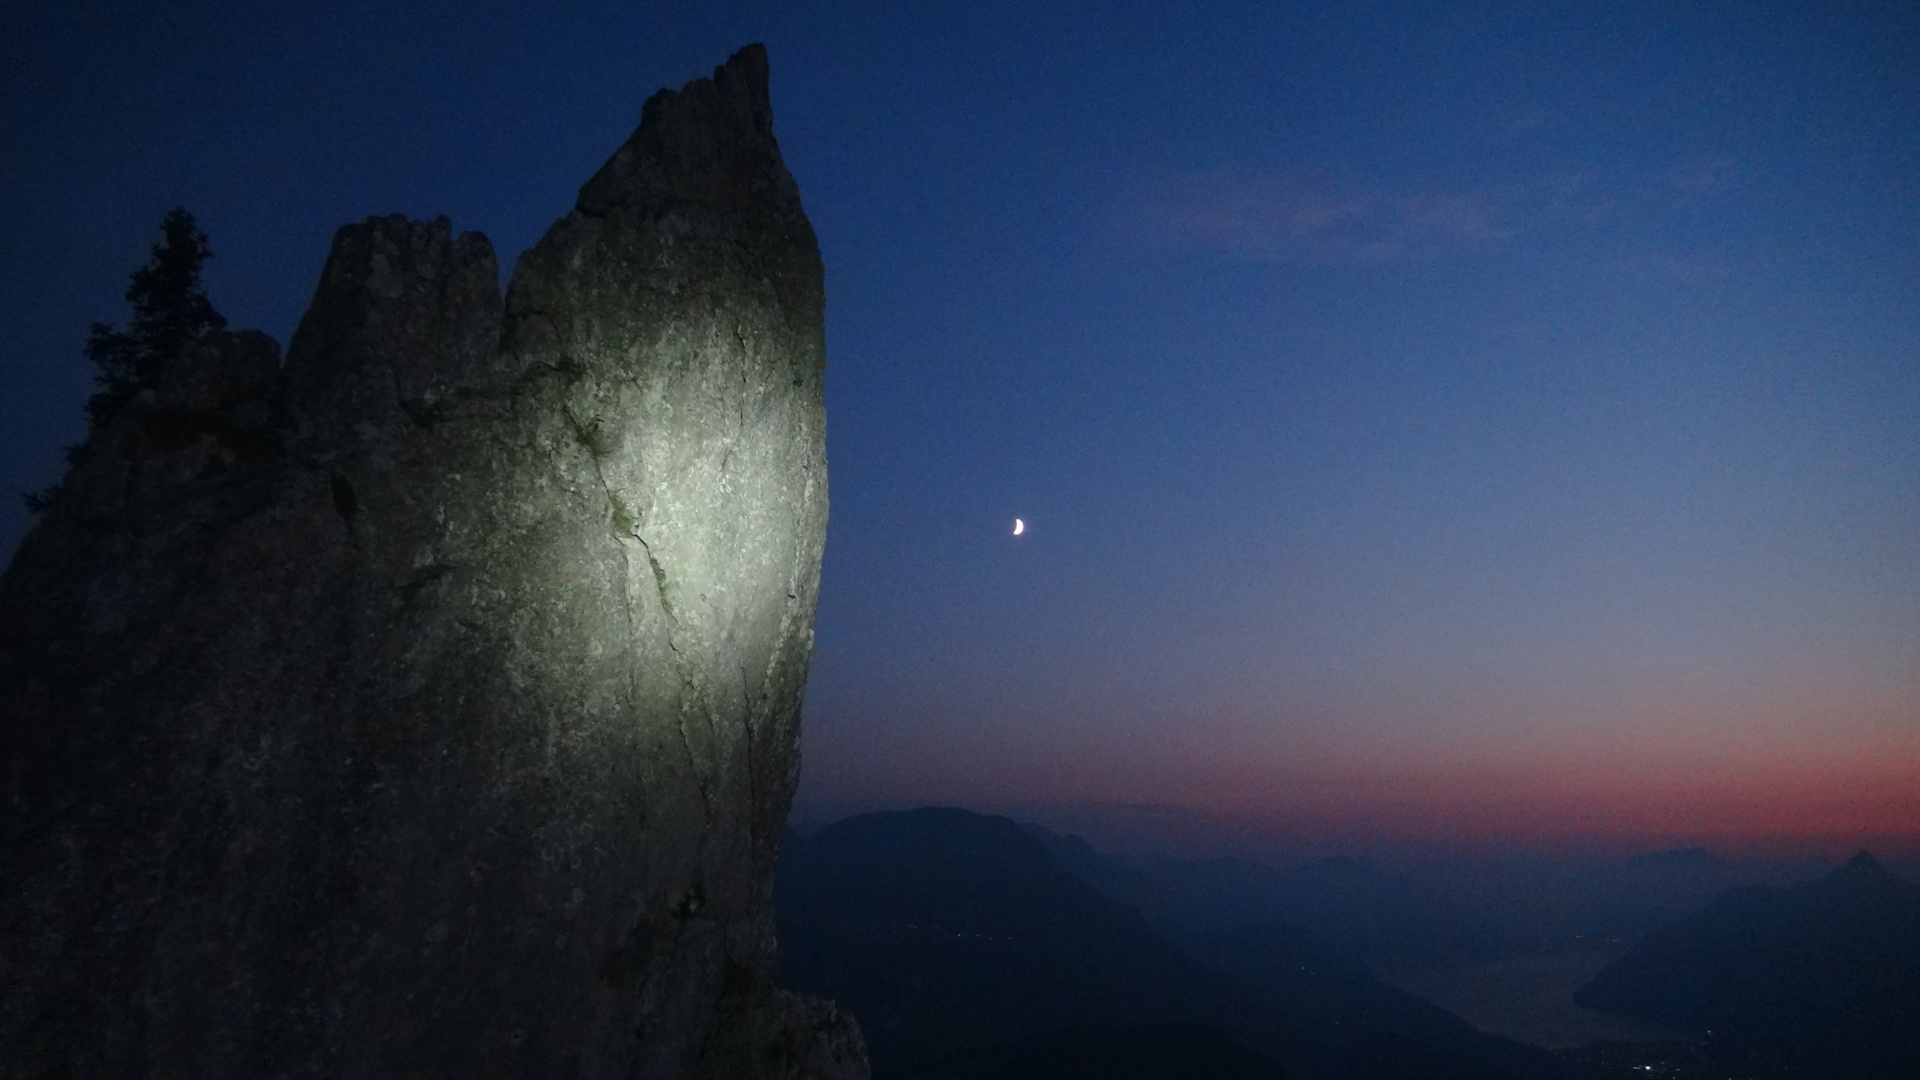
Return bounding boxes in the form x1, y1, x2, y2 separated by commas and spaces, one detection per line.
4, 0, 1916, 852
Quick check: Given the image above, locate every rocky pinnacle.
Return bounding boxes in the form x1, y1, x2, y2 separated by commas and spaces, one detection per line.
0, 44, 865, 1080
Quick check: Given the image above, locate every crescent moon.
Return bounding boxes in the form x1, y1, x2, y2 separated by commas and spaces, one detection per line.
1013, 518, 1025, 536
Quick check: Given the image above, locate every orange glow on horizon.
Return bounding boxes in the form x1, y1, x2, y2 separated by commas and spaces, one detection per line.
800, 677, 1920, 855
803, 707, 1919, 856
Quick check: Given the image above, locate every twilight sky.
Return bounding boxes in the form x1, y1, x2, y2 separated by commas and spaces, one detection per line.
4, 0, 1916, 852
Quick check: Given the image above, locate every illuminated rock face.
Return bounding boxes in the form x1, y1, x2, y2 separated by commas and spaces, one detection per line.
0, 45, 863, 1079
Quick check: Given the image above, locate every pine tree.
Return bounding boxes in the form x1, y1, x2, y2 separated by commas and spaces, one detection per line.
83, 207, 227, 428
23, 208, 226, 514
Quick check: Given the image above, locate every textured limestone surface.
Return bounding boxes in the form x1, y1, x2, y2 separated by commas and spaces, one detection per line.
0, 44, 865, 1080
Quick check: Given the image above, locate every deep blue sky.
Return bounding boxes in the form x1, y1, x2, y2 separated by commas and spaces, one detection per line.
4, 0, 1916, 850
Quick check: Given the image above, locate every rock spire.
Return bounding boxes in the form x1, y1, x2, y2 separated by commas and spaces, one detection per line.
0, 44, 864, 1079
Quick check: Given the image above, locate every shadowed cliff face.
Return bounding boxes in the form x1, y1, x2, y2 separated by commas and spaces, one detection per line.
0, 44, 864, 1080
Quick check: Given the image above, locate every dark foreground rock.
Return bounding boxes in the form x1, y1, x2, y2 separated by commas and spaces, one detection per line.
0, 44, 864, 1080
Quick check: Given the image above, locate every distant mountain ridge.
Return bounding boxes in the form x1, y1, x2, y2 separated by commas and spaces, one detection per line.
777, 808, 1568, 1080
1023, 825, 1496, 972
777, 809, 1291, 1072
1023, 822, 1565, 1077
1624, 847, 1721, 869
1575, 851, 1920, 1078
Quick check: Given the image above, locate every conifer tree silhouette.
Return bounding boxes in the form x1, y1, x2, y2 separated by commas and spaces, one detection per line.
83, 207, 226, 427
24, 208, 225, 513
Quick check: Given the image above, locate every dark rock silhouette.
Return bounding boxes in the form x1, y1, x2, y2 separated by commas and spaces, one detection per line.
1575, 851, 1920, 1079
0, 44, 864, 1080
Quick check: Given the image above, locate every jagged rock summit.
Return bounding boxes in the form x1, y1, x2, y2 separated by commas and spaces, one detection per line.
0, 44, 865, 1079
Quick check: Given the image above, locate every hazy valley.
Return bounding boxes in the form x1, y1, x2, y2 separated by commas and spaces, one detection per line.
777, 807, 1920, 1079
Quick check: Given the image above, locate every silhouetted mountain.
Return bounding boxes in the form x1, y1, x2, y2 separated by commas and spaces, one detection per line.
778, 808, 1571, 1079
1383, 849, 1779, 959
1023, 824, 1171, 917
1026, 823, 1566, 1077
777, 809, 1292, 1072
1624, 847, 1720, 870
1575, 851, 1920, 1078
1027, 829, 1493, 972
1180, 922, 1565, 1080
889, 1022, 1289, 1080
